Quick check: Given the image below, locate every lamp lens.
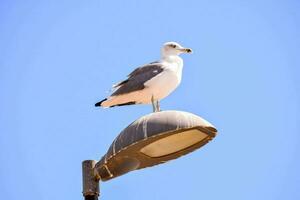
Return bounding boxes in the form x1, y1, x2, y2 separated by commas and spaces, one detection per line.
140, 129, 207, 158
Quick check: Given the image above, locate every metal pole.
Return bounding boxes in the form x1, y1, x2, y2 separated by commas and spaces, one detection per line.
82, 160, 100, 200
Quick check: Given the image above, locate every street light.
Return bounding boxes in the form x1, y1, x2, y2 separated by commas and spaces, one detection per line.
82, 110, 217, 200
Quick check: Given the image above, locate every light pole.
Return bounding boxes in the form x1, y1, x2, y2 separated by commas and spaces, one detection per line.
82, 110, 217, 200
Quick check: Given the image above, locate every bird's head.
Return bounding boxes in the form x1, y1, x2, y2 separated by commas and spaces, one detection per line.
161, 42, 193, 57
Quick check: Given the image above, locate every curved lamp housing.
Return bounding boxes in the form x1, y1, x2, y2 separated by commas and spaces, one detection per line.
94, 110, 217, 181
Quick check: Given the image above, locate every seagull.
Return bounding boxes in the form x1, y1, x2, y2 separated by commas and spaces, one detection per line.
95, 42, 192, 112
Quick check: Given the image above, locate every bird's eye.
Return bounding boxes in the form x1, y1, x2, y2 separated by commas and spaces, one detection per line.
170, 44, 177, 48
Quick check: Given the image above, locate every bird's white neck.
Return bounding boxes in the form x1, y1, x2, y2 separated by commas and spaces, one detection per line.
161, 55, 183, 67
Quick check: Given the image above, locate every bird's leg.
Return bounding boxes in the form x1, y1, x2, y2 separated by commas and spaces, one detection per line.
151, 95, 156, 112
156, 100, 160, 112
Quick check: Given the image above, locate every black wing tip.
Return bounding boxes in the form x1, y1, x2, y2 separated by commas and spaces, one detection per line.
95, 98, 107, 107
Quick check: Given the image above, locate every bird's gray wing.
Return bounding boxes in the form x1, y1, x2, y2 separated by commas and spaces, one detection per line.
111, 62, 164, 96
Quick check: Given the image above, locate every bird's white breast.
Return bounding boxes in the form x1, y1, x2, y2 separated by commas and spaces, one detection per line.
144, 56, 183, 101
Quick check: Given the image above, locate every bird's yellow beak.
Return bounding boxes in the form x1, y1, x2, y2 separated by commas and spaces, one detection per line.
180, 48, 193, 54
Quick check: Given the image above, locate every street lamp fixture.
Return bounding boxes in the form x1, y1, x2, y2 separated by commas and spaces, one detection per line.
82, 110, 217, 200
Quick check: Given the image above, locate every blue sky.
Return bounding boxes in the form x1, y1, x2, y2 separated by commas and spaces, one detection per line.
0, 0, 299, 200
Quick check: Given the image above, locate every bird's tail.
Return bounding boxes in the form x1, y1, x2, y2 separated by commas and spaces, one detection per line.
95, 98, 107, 107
